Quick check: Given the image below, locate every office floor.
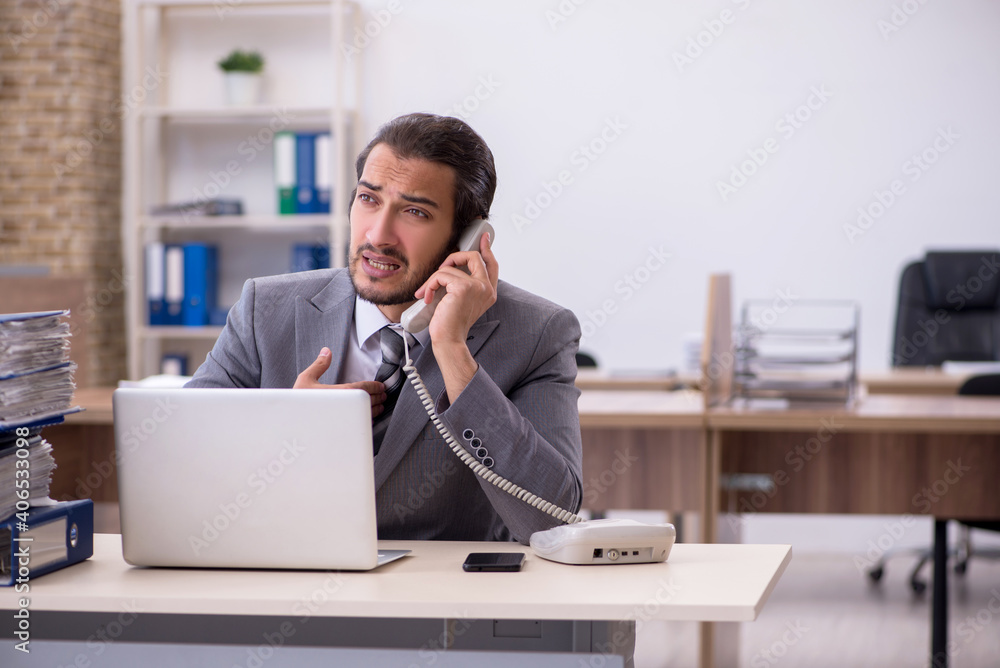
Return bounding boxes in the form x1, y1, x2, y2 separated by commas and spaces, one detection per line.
635, 551, 1000, 668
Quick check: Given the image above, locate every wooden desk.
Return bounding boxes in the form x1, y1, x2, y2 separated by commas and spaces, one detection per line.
707, 395, 1000, 518
46, 388, 117, 504
706, 394, 1000, 668
51, 388, 1000, 520
576, 368, 981, 396
575, 369, 695, 392
578, 389, 704, 429
64, 387, 114, 424
0, 534, 791, 664
49, 387, 711, 507
45, 388, 722, 665
577, 390, 706, 522
49, 387, 1000, 668
861, 369, 971, 396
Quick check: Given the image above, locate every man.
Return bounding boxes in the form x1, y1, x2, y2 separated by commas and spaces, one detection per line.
187, 113, 583, 544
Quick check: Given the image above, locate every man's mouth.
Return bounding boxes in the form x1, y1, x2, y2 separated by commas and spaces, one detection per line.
361, 252, 404, 277
367, 258, 398, 271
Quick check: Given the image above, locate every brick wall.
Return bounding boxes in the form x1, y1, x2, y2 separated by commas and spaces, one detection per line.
0, 0, 125, 385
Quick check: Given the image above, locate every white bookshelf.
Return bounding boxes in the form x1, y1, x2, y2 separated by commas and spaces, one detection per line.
140, 214, 332, 230
121, 0, 362, 380
140, 106, 346, 121
142, 326, 226, 339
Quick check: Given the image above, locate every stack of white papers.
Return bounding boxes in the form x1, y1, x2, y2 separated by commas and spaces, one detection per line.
0, 311, 80, 429
0, 310, 80, 518
0, 431, 57, 520
0, 311, 71, 378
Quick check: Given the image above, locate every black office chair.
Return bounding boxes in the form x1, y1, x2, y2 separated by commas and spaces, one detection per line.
575, 351, 598, 368
867, 251, 1000, 592
957, 372, 1000, 395
891, 250, 1000, 367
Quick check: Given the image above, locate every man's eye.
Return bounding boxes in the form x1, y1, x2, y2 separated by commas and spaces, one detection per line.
358, 193, 374, 202
406, 208, 428, 218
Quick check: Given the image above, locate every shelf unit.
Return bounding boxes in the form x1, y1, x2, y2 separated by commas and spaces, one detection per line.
121, 0, 362, 380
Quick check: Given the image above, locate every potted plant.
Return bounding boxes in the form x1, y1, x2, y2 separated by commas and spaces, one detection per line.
218, 49, 264, 106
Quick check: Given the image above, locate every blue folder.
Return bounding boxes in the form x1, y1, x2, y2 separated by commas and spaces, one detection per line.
291, 243, 331, 273
295, 132, 319, 214
1, 499, 94, 586
182, 243, 218, 327
0, 310, 67, 323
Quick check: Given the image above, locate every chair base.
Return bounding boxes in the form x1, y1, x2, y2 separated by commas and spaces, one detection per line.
866, 526, 1000, 595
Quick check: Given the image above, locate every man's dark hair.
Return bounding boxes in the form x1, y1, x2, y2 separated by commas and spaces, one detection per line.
353, 113, 497, 245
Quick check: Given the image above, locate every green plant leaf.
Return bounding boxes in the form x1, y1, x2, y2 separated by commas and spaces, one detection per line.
218, 49, 264, 73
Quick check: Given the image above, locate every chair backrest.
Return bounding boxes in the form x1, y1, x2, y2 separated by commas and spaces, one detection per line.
575, 351, 598, 368
892, 250, 1000, 366
957, 373, 1000, 396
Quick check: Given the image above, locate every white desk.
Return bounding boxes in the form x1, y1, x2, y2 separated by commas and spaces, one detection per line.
2, 534, 790, 664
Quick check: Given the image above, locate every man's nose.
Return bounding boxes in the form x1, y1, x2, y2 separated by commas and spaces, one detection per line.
367, 210, 398, 247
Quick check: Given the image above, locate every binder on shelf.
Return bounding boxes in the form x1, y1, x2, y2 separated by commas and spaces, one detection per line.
315, 132, 332, 214
146, 242, 167, 326
1, 499, 94, 586
291, 243, 331, 273
160, 353, 188, 376
181, 243, 218, 327
295, 132, 319, 214
164, 245, 185, 326
209, 307, 230, 327
274, 131, 297, 215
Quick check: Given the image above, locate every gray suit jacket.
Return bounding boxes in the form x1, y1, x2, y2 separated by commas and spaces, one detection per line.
186, 269, 583, 544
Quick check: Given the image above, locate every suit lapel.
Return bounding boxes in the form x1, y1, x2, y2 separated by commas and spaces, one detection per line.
373, 318, 500, 491
294, 271, 355, 384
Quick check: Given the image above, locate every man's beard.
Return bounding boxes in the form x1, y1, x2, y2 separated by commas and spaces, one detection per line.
348, 242, 453, 307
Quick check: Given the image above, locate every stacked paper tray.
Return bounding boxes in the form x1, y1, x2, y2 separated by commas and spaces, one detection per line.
734, 301, 859, 405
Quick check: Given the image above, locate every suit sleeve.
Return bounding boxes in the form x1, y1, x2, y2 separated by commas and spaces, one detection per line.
434, 307, 583, 544
186, 278, 262, 389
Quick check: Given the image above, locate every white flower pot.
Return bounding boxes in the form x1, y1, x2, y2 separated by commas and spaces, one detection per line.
223, 72, 262, 106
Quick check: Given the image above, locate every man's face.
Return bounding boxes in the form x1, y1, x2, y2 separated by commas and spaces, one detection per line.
348, 144, 456, 310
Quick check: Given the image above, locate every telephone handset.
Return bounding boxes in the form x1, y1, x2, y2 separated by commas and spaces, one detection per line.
395, 215, 675, 565
400, 218, 495, 335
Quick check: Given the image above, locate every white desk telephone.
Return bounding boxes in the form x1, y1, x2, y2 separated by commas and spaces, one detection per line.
398, 218, 675, 565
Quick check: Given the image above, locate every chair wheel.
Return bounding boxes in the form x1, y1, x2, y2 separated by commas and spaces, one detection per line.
868, 567, 884, 583
911, 579, 927, 595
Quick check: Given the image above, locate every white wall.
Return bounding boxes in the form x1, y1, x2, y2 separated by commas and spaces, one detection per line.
356, 0, 1000, 372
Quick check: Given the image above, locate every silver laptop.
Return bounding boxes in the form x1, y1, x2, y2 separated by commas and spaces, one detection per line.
113, 388, 408, 570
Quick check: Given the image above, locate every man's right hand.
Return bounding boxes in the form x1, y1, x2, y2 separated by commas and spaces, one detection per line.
293, 347, 387, 418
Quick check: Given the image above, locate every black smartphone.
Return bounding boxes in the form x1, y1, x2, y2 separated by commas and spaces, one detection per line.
462, 552, 525, 572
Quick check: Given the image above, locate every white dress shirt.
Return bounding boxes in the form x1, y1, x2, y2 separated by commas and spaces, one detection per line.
338, 296, 430, 384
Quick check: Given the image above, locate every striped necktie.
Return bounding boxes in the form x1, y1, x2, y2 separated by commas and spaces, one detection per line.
371, 325, 416, 455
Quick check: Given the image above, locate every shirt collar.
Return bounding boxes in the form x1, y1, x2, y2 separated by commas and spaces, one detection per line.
353, 296, 431, 348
